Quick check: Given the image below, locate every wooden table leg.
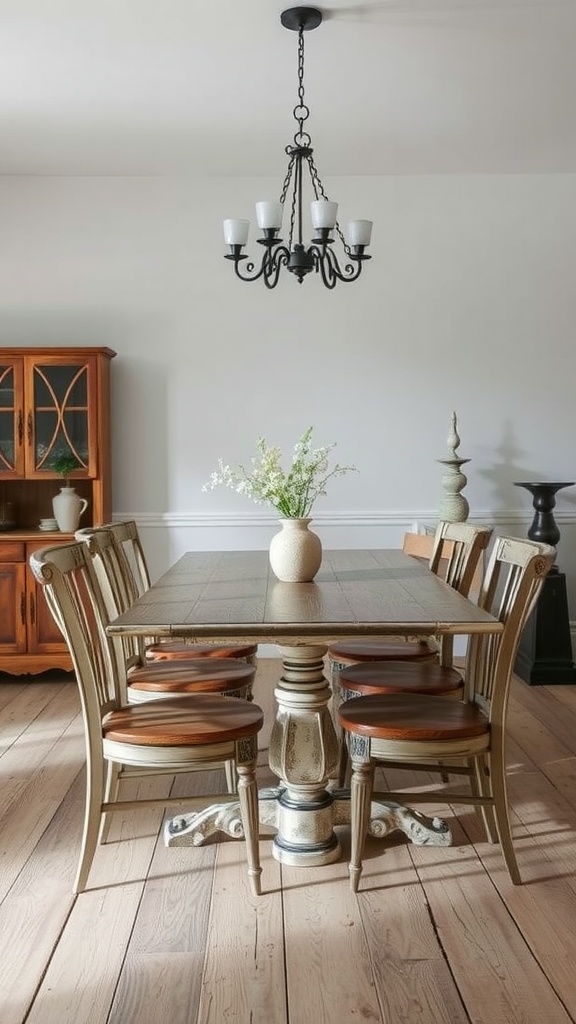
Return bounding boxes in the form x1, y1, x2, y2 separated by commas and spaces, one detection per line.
267, 644, 341, 865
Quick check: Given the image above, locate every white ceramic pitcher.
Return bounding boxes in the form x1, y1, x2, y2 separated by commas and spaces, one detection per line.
52, 486, 89, 533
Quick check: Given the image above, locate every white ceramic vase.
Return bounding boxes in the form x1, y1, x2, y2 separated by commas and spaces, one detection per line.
269, 517, 322, 583
52, 485, 89, 533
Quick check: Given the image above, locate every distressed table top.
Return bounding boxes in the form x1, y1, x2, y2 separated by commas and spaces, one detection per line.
106, 548, 502, 646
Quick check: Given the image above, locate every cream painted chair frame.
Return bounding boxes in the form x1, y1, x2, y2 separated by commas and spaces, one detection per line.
80, 520, 258, 665
332, 521, 492, 784
418, 520, 492, 668
340, 536, 555, 891
30, 541, 264, 896
75, 525, 167, 676
331, 522, 490, 674
75, 525, 255, 796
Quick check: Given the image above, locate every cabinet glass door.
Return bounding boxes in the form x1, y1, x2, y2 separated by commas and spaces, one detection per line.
0, 361, 24, 476
32, 362, 92, 475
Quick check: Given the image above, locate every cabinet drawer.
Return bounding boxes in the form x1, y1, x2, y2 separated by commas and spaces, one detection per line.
0, 541, 25, 561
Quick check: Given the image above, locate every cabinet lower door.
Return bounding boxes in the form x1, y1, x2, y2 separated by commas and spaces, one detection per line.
0, 561, 27, 653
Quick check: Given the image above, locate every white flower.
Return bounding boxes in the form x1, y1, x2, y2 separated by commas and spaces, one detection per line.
202, 426, 357, 518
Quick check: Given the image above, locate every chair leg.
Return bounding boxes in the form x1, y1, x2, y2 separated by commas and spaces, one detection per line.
224, 759, 237, 795
473, 754, 499, 844
337, 725, 350, 788
331, 672, 350, 787
489, 747, 521, 885
99, 760, 121, 844
349, 756, 375, 893
236, 761, 262, 896
74, 755, 106, 894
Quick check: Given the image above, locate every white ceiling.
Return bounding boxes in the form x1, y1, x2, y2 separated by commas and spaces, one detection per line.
1, 0, 575, 177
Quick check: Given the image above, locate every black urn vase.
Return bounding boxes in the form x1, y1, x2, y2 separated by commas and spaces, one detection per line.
513, 481, 576, 684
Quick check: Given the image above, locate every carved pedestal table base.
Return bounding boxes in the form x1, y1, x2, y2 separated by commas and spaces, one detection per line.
164, 644, 452, 864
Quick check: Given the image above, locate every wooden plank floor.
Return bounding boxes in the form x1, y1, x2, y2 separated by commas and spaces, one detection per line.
2, 660, 576, 1024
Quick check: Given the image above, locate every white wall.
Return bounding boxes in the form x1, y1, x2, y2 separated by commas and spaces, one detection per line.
1, 172, 575, 618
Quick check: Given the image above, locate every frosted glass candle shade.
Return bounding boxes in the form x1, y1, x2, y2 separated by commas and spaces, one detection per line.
346, 220, 373, 246
255, 201, 283, 230
223, 219, 249, 245
311, 200, 338, 230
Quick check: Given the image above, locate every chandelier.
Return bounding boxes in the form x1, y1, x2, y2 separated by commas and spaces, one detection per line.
223, 6, 373, 289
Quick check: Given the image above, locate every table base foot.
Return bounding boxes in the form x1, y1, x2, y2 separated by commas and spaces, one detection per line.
164, 788, 452, 858
332, 789, 453, 846
164, 801, 247, 847
164, 787, 285, 848
272, 831, 341, 867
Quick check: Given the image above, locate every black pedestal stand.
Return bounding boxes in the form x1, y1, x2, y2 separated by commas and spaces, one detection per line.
514, 482, 576, 685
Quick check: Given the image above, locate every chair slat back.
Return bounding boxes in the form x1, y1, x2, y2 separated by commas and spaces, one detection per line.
465, 536, 555, 715
76, 526, 133, 615
75, 526, 148, 668
106, 519, 152, 597
80, 520, 155, 648
30, 542, 125, 721
429, 521, 492, 596
427, 521, 493, 666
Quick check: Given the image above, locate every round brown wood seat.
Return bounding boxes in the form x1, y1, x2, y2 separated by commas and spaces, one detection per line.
103, 694, 264, 746
127, 657, 255, 694
329, 640, 436, 664
338, 693, 488, 742
338, 660, 463, 697
146, 641, 258, 662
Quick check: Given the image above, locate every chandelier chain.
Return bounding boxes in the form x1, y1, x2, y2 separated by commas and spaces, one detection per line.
279, 152, 296, 206
293, 26, 311, 148
294, 25, 350, 254
308, 151, 349, 254
279, 151, 298, 249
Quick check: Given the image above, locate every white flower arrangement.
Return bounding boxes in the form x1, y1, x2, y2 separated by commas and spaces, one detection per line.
203, 426, 357, 518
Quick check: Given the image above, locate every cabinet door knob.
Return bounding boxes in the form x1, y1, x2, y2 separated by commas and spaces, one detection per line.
27, 411, 33, 445
17, 410, 23, 446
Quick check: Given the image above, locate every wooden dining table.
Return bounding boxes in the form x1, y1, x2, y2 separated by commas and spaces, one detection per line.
107, 548, 503, 867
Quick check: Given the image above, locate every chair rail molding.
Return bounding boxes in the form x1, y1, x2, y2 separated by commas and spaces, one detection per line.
112, 509, 576, 530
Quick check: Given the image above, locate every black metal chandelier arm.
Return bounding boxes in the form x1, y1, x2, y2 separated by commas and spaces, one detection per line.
226, 255, 268, 283
263, 247, 291, 289
310, 245, 365, 287
226, 246, 290, 287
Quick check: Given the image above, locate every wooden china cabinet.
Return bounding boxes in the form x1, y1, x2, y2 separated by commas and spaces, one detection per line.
0, 347, 115, 675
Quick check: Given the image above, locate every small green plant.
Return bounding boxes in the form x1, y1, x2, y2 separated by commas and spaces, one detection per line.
51, 452, 80, 480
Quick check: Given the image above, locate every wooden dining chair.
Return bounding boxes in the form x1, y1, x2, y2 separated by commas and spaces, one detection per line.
30, 541, 264, 896
329, 523, 490, 671
75, 525, 256, 704
74, 526, 258, 798
328, 531, 439, 676
90, 520, 258, 665
338, 535, 555, 891
331, 522, 493, 784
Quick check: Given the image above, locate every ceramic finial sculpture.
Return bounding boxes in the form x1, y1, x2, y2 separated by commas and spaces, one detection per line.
437, 411, 470, 522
